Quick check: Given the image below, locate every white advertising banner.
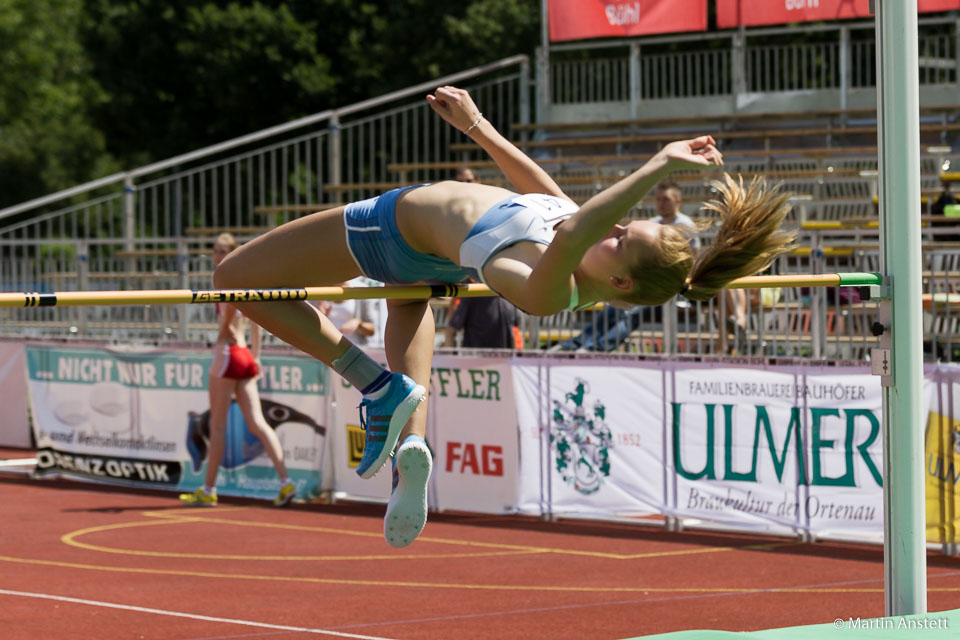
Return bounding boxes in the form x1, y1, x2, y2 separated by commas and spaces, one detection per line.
515, 360, 665, 518
0, 341, 30, 448
327, 352, 519, 514
26, 344, 328, 501
671, 366, 883, 539
513, 362, 550, 515
20, 339, 957, 546
428, 354, 519, 514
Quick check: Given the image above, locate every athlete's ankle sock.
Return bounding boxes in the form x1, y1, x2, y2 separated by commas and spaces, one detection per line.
203, 485, 215, 495
332, 344, 392, 396
401, 434, 426, 448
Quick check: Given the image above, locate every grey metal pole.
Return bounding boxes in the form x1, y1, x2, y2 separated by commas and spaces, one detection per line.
535, 47, 551, 126
732, 31, 747, 110
541, 0, 549, 51
629, 41, 641, 120
840, 26, 850, 113
519, 58, 531, 129
875, 0, 928, 616
122, 174, 136, 253
328, 113, 342, 199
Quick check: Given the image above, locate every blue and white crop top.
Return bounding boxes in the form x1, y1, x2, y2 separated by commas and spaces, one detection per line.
459, 193, 590, 311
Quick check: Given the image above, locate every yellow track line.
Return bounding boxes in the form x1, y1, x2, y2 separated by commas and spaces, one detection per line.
60, 509, 791, 561
4, 554, 939, 594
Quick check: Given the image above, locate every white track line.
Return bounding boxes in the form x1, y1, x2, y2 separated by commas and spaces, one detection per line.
0, 458, 36, 467
0, 589, 393, 640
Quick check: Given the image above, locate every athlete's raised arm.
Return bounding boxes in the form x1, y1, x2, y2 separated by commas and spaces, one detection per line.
522, 136, 723, 314
426, 86, 571, 202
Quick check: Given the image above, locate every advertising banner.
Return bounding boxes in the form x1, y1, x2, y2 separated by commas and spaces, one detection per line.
513, 362, 551, 515
671, 367, 883, 539
717, 0, 959, 29
18, 339, 960, 548
0, 341, 30, 448
515, 360, 666, 518
326, 352, 519, 514
26, 344, 328, 501
548, 0, 706, 43
516, 360, 888, 540
925, 365, 960, 545
428, 354, 519, 514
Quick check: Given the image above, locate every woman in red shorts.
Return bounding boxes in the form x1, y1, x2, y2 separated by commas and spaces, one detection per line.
179, 233, 296, 507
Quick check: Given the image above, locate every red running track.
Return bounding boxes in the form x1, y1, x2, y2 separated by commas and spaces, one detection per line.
1, 474, 959, 639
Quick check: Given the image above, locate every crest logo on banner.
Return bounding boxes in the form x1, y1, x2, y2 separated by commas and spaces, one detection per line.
551, 379, 613, 494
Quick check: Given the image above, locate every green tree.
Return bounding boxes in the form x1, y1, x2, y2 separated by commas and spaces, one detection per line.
1, 0, 540, 210
0, 0, 115, 209
441, 0, 540, 72
291, 0, 539, 101
83, 1, 336, 164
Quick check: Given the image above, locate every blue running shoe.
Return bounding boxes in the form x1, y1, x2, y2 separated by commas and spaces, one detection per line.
356, 373, 425, 479
384, 434, 432, 548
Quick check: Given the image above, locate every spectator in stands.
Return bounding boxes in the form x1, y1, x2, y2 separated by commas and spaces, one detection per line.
443, 166, 522, 349
930, 179, 960, 242
445, 296, 519, 349
655, 179, 745, 354
320, 276, 388, 350
214, 86, 795, 547
455, 166, 479, 183
653, 181, 698, 243
556, 302, 637, 352
179, 233, 295, 508
931, 181, 957, 215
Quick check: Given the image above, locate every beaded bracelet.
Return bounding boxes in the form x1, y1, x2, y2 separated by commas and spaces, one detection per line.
464, 114, 483, 134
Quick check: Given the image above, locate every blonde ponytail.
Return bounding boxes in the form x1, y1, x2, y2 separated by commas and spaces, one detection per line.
682, 174, 796, 302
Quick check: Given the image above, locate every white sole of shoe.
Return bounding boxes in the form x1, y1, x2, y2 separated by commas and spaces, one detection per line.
359, 384, 426, 480
384, 440, 432, 548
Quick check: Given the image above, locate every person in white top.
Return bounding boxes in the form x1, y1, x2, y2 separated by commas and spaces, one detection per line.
652, 180, 699, 247
320, 277, 388, 349
654, 180, 746, 353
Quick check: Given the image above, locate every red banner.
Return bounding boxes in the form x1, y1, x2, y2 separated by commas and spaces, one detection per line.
717, 0, 960, 29
548, 0, 706, 42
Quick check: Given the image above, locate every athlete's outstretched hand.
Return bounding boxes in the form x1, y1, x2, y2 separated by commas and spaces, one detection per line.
658, 136, 724, 169
426, 86, 483, 135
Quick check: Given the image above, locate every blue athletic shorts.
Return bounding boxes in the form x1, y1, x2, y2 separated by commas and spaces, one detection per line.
343, 186, 469, 285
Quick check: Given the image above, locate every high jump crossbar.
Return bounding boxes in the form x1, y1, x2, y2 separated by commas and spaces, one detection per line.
0, 273, 882, 308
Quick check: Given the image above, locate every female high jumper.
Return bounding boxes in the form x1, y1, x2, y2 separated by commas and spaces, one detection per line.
214, 87, 795, 546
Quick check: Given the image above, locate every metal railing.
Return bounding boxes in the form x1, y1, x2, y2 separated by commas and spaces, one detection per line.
5, 230, 956, 362
2, 26, 959, 357
0, 56, 530, 263
0, 56, 530, 340
521, 241, 959, 363
543, 18, 959, 117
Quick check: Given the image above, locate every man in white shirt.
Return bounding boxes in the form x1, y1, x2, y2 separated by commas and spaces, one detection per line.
652, 180, 699, 248
653, 180, 745, 353
320, 277, 388, 349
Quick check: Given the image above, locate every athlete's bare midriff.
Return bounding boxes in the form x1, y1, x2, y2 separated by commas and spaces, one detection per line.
395, 182, 528, 263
